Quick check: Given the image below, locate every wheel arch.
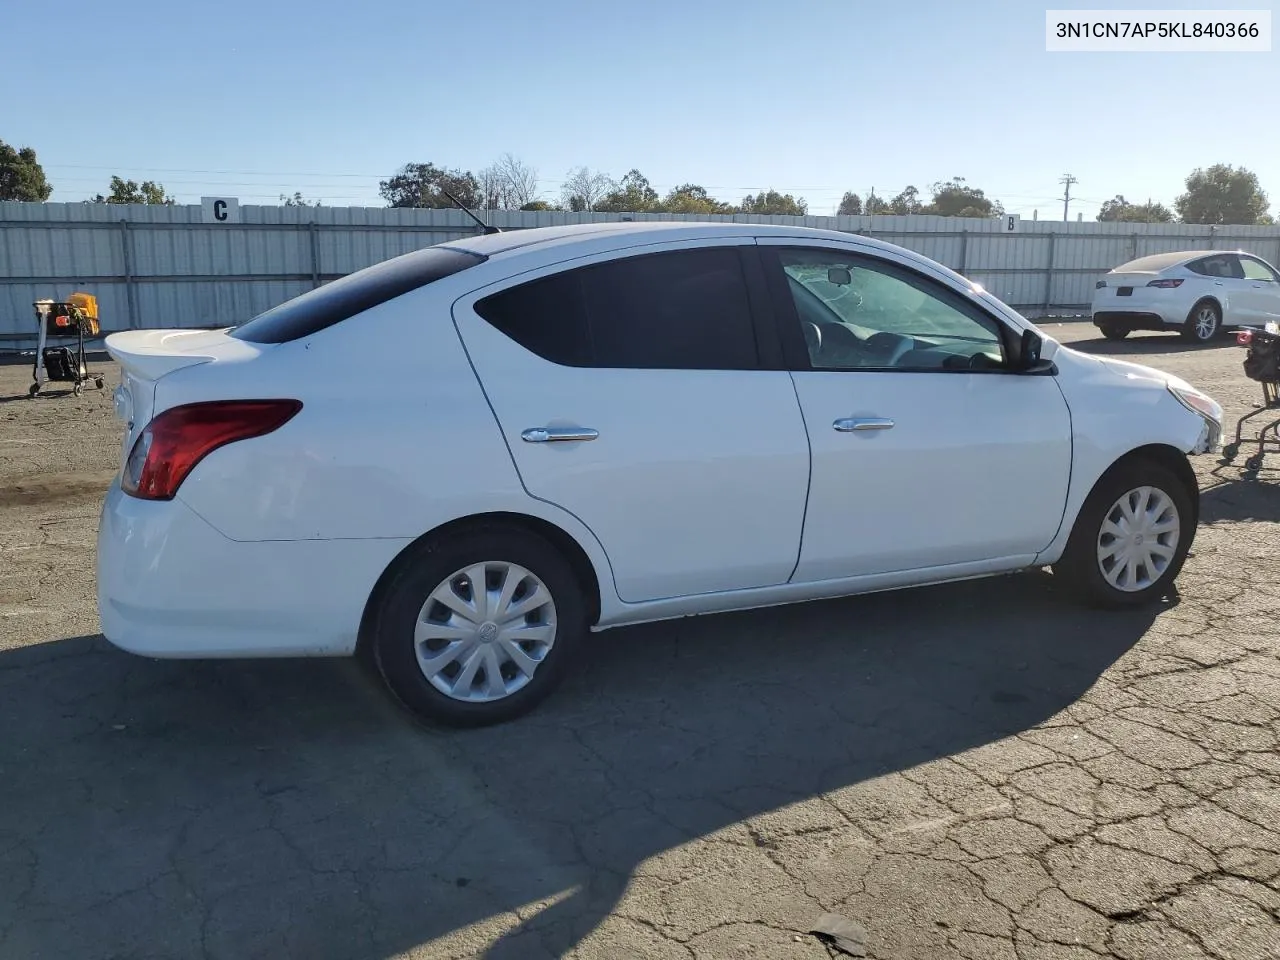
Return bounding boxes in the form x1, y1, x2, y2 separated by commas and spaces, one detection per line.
1080, 443, 1200, 530
1187, 295, 1224, 324
355, 512, 605, 659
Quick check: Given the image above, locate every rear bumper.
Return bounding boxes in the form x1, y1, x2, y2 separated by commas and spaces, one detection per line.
96, 481, 410, 658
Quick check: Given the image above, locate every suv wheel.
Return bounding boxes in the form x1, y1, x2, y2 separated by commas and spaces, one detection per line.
1054, 459, 1194, 608
369, 526, 587, 726
1182, 301, 1221, 343
1099, 321, 1130, 341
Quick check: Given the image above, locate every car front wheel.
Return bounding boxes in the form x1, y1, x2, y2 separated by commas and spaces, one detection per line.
1054, 459, 1194, 608
369, 526, 587, 727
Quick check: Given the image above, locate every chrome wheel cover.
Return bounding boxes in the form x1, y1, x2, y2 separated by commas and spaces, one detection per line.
415, 562, 557, 702
1096, 486, 1181, 592
1194, 306, 1219, 340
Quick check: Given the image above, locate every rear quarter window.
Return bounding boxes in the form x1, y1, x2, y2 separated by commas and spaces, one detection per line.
231, 246, 486, 344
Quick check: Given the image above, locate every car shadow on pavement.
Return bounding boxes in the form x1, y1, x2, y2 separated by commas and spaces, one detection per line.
0, 572, 1163, 960
1064, 333, 1219, 357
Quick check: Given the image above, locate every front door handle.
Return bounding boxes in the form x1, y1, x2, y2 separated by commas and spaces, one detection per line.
521, 426, 599, 443
834, 417, 895, 432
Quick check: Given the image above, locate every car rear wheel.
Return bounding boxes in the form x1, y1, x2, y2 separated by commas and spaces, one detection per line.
1099, 321, 1130, 341
1054, 459, 1194, 608
1181, 300, 1221, 343
369, 526, 587, 727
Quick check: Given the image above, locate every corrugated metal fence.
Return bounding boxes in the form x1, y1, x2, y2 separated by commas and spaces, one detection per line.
5, 201, 1280, 347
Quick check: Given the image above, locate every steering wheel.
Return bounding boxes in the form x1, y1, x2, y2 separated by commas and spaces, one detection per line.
803, 321, 823, 358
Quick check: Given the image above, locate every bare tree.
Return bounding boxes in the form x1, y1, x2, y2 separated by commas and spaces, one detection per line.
478, 153, 540, 209
561, 166, 614, 212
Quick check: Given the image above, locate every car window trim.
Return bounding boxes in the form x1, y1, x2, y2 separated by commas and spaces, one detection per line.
756, 244, 1022, 375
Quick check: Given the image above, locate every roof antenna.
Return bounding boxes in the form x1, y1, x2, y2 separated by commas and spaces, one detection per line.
441, 189, 501, 234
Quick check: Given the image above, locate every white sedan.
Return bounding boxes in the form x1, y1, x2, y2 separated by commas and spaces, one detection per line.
1092, 249, 1280, 343
98, 222, 1223, 726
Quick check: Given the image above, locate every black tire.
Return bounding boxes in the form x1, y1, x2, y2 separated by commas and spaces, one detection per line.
369, 525, 588, 727
1053, 458, 1195, 608
1245, 454, 1264, 471
1099, 322, 1130, 341
1222, 442, 1239, 460
1181, 300, 1222, 343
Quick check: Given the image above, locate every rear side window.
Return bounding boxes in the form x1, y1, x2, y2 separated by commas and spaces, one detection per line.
231, 246, 486, 344
1187, 255, 1243, 279
474, 247, 760, 370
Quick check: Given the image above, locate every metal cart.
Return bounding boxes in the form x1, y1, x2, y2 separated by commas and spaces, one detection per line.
29, 294, 106, 397
1222, 326, 1280, 471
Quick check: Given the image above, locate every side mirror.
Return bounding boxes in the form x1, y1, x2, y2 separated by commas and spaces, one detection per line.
828, 267, 852, 286
1020, 328, 1041, 366
1016, 328, 1055, 375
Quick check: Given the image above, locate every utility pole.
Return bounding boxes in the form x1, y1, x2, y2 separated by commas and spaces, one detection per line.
1060, 174, 1078, 222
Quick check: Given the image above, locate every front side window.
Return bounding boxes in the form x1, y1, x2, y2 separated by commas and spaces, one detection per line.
776, 248, 1005, 372
1240, 257, 1279, 282
475, 247, 761, 370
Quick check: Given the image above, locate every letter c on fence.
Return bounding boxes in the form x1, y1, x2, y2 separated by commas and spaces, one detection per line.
214, 200, 227, 221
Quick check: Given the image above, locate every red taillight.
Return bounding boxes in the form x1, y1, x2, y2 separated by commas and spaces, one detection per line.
122, 400, 302, 500
1146, 278, 1184, 288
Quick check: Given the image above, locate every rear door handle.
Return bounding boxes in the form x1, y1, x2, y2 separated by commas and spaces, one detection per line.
521, 426, 599, 443
834, 417, 895, 432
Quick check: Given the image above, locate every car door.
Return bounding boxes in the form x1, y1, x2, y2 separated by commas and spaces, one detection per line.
1237, 255, 1280, 327
756, 240, 1073, 583
452, 240, 811, 604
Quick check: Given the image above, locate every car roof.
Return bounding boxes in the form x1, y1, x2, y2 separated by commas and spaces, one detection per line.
1112, 250, 1222, 272
445, 220, 891, 258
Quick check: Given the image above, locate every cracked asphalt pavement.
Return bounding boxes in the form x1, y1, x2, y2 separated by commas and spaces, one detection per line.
1, 324, 1277, 960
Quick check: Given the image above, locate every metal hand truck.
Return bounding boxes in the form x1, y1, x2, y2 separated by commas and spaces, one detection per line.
1222, 326, 1280, 472
29, 295, 106, 398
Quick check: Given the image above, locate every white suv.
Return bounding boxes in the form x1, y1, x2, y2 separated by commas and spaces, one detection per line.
1092, 250, 1280, 343
98, 223, 1223, 726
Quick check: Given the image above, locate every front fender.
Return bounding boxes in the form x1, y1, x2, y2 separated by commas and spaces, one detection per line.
1035, 348, 1208, 565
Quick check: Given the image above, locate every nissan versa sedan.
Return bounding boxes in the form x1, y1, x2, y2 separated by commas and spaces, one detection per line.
98, 222, 1223, 726
1092, 249, 1280, 343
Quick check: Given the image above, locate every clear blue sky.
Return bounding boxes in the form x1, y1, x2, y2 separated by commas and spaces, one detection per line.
8, 0, 1278, 217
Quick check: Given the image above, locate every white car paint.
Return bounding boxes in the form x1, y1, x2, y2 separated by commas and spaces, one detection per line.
97, 222, 1222, 661
1091, 249, 1280, 339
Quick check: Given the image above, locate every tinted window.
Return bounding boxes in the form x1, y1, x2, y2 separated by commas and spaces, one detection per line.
1240, 257, 1279, 282
777, 248, 1005, 371
475, 248, 760, 370
1188, 255, 1243, 279
231, 246, 486, 344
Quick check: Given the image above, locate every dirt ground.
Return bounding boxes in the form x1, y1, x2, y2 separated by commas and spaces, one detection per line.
1, 324, 1278, 960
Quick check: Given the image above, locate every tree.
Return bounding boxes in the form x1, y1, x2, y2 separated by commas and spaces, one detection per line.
1096, 195, 1173, 223
837, 191, 862, 216
658, 183, 733, 215
520, 199, 558, 211
379, 162, 481, 209
1174, 164, 1270, 225
890, 185, 922, 215
0, 140, 52, 201
280, 192, 321, 207
561, 166, 614, 212
596, 169, 659, 213
478, 153, 540, 210
864, 192, 892, 215
738, 189, 807, 216
93, 176, 174, 204
924, 177, 1002, 218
